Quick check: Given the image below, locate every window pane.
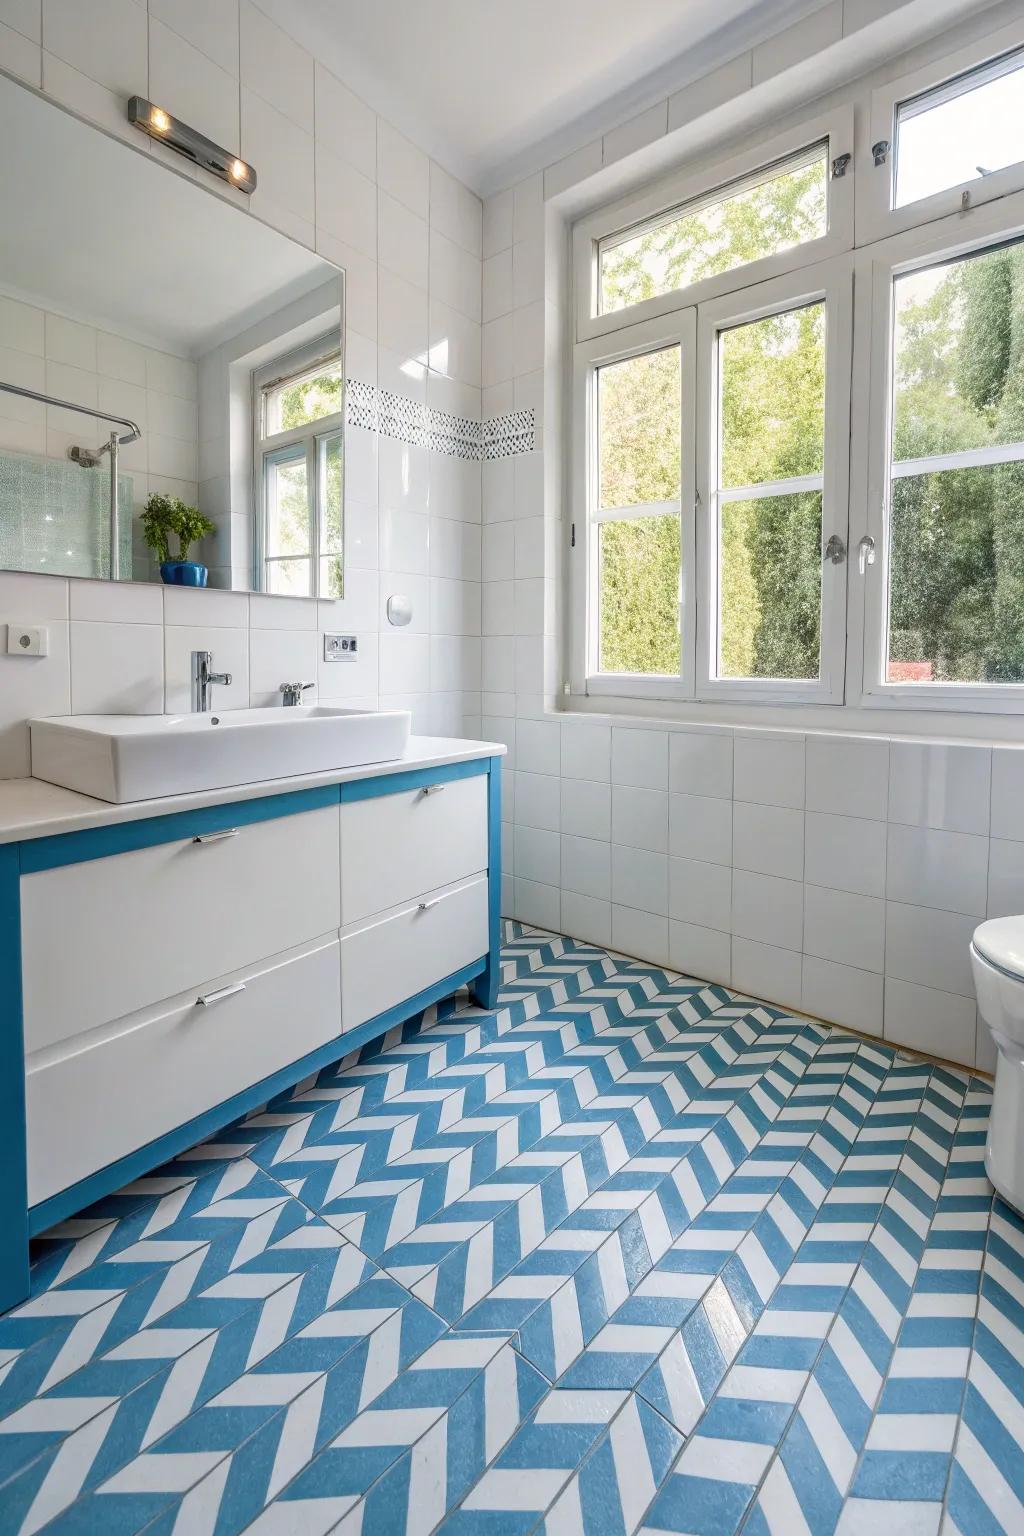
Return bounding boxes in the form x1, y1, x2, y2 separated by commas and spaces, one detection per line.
319, 555, 344, 599
264, 356, 342, 434
893, 242, 1024, 462
265, 449, 310, 560
720, 492, 822, 680
598, 346, 680, 510
598, 515, 680, 675
888, 462, 1024, 683
265, 557, 312, 596
720, 302, 825, 488
600, 149, 827, 315
318, 432, 344, 557
895, 50, 1024, 208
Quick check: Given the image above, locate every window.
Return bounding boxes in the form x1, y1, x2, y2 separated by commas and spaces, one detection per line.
574, 109, 853, 343
895, 48, 1024, 209
600, 145, 828, 317
254, 337, 344, 598
864, 23, 1024, 240
883, 238, 1024, 689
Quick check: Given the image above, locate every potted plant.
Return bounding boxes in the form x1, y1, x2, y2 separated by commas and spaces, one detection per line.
141, 494, 216, 587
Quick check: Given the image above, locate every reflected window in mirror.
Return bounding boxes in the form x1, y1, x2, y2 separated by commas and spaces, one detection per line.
254, 337, 344, 599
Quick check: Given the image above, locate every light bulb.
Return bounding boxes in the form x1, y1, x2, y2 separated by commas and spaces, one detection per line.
229, 159, 247, 181
150, 106, 170, 133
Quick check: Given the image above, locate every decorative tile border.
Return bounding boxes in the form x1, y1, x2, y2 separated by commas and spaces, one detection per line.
344, 379, 533, 461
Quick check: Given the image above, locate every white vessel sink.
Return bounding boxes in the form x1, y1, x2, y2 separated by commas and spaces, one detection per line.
29, 706, 412, 803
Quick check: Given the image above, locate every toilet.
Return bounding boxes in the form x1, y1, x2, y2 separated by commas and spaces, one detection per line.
972, 916, 1024, 1212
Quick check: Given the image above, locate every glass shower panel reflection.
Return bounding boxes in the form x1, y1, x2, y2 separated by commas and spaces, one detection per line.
0, 450, 134, 580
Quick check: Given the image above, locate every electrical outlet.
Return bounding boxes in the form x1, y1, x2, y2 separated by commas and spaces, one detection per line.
6, 624, 48, 657
323, 632, 358, 663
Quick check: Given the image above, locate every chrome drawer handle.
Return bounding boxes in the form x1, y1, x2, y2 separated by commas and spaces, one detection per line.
197, 981, 246, 1007
192, 828, 239, 845
420, 784, 445, 797
418, 898, 443, 912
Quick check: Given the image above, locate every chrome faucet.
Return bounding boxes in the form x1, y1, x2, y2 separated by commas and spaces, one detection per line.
191, 650, 232, 712
280, 681, 315, 706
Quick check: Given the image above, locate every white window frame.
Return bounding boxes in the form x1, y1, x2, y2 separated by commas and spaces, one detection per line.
573, 105, 854, 344
570, 311, 697, 701
696, 257, 853, 706
252, 333, 344, 599
862, 20, 1024, 246
860, 188, 1024, 713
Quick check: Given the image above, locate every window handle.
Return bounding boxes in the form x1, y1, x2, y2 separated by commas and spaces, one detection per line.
824, 534, 846, 565
858, 535, 877, 575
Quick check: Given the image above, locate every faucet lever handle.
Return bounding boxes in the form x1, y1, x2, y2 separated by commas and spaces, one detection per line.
280, 680, 316, 706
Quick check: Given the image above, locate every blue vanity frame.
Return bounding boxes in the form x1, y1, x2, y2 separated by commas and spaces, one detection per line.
0, 754, 502, 1314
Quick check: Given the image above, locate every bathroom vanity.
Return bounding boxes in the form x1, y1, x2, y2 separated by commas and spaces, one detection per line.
0, 738, 503, 1313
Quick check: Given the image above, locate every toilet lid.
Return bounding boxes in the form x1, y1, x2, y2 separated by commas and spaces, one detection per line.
973, 915, 1024, 980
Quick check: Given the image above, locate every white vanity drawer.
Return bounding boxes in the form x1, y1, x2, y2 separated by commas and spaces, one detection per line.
339, 875, 488, 1029
25, 935, 342, 1207
340, 773, 488, 922
21, 804, 341, 1051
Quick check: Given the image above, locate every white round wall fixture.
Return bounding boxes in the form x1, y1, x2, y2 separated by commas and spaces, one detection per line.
387, 593, 413, 627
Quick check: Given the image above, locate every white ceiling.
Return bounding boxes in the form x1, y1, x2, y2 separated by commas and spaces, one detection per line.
268, 0, 825, 193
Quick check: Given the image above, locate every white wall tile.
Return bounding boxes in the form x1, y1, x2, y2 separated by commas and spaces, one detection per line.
70, 619, 163, 714
612, 905, 668, 967
515, 823, 560, 887
734, 734, 805, 808
612, 784, 668, 853
517, 770, 560, 832
42, 0, 147, 96
562, 891, 611, 948
249, 627, 319, 707
483, 250, 513, 323
69, 579, 160, 625
883, 977, 977, 1066
805, 734, 889, 821
315, 148, 377, 258
515, 877, 560, 932
802, 955, 883, 1035
884, 902, 977, 998
0, 620, 69, 776
732, 870, 803, 952
561, 723, 611, 783
562, 834, 611, 900
163, 586, 247, 628
733, 801, 804, 882
668, 54, 751, 132
0, 15, 38, 82
887, 741, 991, 835
483, 189, 514, 258
517, 718, 561, 776
804, 885, 884, 973
150, 17, 239, 150
612, 844, 668, 915
429, 161, 481, 257
314, 64, 375, 181
379, 191, 428, 290
670, 857, 731, 934
668, 730, 732, 799
670, 921, 730, 987
561, 778, 611, 842
732, 936, 802, 1011
379, 630, 429, 695
612, 727, 668, 790
149, 0, 237, 76
885, 823, 988, 919
603, 102, 668, 165
804, 811, 886, 899
991, 749, 1024, 843
240, 0, 312, 132
242, 89, 315, 233
377, 119, 428, 218
987, 838, 1024, 920
669, 793, 731, 866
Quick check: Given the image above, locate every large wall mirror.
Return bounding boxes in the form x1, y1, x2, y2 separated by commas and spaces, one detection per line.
0, 76, 345, 598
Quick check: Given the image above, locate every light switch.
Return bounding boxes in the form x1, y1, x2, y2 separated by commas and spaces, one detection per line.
6, 624, 48, 657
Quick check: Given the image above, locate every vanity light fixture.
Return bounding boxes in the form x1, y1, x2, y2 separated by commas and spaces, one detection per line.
126, 96, 257, 193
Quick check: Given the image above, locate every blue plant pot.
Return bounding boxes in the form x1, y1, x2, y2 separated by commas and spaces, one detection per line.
160, 561, 208, 587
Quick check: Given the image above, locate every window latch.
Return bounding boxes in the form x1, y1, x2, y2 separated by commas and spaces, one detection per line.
858, 535, 877, 575
831, 153, 851, 179
872, 140, 890, 167
824, 534, 846, 565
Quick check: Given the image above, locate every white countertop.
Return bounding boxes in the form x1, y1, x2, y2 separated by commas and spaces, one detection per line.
0, 736, 505, 844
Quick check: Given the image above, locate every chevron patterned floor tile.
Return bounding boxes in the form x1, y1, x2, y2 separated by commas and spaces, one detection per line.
5, 923, 1016, 1535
